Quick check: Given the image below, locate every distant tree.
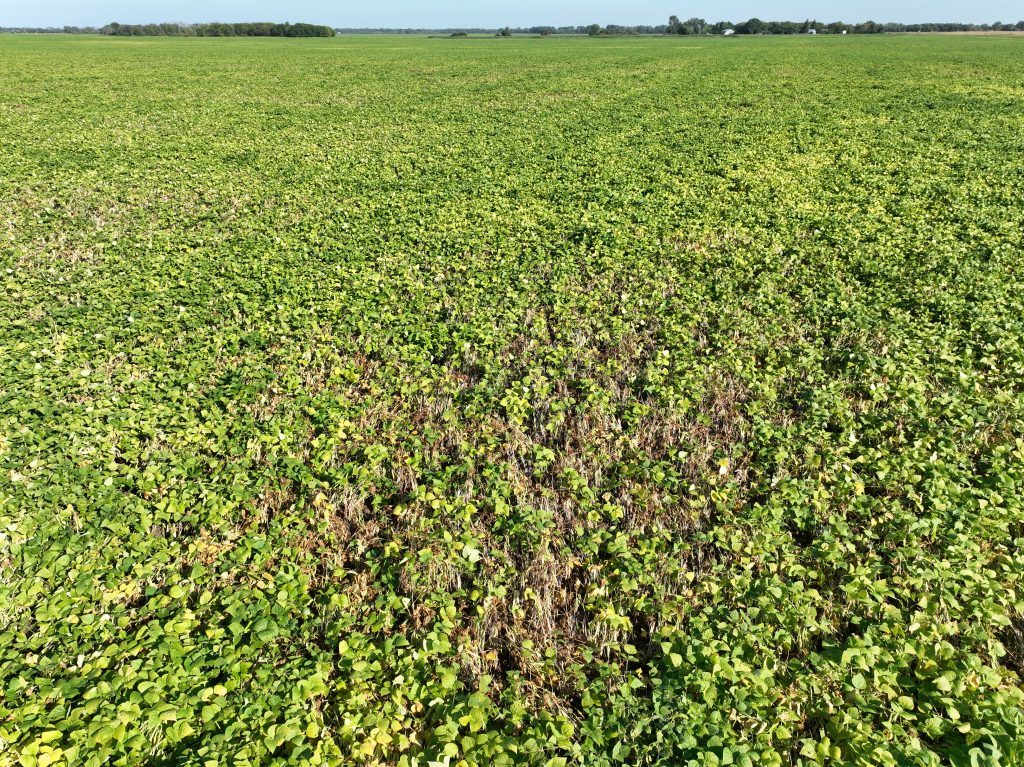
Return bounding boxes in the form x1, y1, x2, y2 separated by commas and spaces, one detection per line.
668, 15, 683, 34
683, 17, 707, 34
854, 20, 881, 33
735, 18, 764, 34
499, 27, 512, 36
586, 23, 601, 36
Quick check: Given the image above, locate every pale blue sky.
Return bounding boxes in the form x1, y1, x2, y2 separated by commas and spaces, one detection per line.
4, 0, 1021, 28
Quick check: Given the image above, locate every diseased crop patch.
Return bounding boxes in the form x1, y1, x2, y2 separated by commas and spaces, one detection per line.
1, 33, 1024, 767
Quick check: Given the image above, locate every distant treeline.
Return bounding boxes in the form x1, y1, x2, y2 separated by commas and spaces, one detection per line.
0, 22, 335, 36
104, 22, 335, 37
334, 20, 1024, 36
3, 20, 1023, 37
667, 17, 1024, 34
0, 22, 337, 37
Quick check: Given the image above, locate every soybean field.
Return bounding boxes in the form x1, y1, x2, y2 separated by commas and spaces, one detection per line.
2, 33, 1024, 767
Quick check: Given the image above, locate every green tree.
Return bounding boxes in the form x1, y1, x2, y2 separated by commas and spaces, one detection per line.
683, 17, 707, 34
